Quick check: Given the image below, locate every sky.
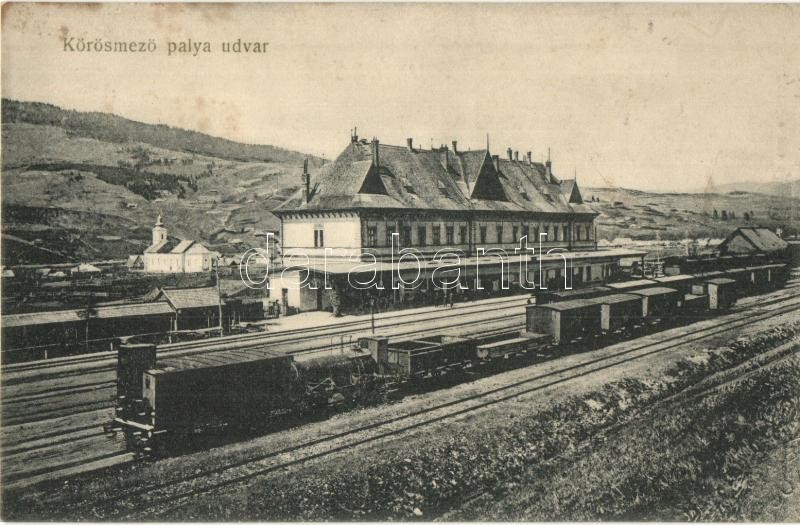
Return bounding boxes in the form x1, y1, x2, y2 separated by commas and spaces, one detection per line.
2, 3, 799, 192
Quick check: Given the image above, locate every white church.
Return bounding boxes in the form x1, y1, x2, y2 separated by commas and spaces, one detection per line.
142, 214, 215, 273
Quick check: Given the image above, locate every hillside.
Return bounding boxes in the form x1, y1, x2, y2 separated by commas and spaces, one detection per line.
2, 99, 320, 166
584, 187, 800, 241
1, 100, 321, 265
704, 179, 800, 199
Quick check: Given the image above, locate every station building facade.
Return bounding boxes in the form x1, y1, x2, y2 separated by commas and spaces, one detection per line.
273, 134, 633, 312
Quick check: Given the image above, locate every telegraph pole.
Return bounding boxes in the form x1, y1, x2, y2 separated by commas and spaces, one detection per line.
370, 297, 376, 334
215, 255, 223, 335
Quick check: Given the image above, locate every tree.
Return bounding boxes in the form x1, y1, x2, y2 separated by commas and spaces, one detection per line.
721, 210, 728, 220
743, 212, 750, 221
713, 209, 719, 219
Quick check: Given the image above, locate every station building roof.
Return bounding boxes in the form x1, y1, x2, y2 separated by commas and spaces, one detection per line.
275, 137, 598, 217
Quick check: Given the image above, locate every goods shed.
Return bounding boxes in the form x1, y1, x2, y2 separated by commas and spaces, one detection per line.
2, 302, 174, 362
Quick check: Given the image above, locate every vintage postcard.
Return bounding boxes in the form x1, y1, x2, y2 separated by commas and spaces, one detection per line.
1, 2, 799, 521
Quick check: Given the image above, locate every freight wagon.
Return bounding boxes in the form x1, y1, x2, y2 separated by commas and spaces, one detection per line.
109, 263, 789, 454
598, 294, 643, 332
627, 287, 681, 320
526, 298, 603, 344
690, 278, 737, 310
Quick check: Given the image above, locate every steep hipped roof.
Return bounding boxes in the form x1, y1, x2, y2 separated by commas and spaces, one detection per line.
720, 227, 788, 254
276, 139, 597, 217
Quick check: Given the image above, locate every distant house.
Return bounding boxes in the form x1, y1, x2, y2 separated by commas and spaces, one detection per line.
142, 215, 214, 273
127, 255, 144, 270
70, 263, 102, 279
719, 227, 788, 257
1, 267, 15, 279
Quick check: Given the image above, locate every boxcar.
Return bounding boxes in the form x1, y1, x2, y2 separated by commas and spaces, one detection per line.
526, 299, 603, 345
723, 267, 751, 296
141, 348, 296, 433
627, 287, 680, 319
764, 263, 789, 288
682, 293, 709, 317
704, 277, 738, 310
606, 279, 658, 292
598, 294, 643, 332
381, 335, 476, 378
654, 274, 698, 298
746, 266, 771, 293
536, 286, 611, 305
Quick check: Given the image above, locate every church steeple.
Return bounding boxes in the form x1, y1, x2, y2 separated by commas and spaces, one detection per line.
152, 213, 167, 245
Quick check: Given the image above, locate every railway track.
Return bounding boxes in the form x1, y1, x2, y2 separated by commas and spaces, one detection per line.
4, 286, 800, 500
1, 302, 530, 427
3, 295, 531, 381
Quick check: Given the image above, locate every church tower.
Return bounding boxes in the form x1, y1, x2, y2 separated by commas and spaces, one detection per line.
152, 213, 168, 246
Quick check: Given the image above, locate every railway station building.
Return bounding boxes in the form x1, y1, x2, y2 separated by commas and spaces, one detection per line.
273, 133, 643, 313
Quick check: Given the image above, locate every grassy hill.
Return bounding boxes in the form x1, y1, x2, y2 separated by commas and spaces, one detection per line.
1, 99, 319, 166
584, 187, 800, 241
1, 99, 323, 265
705, 179, 800, 199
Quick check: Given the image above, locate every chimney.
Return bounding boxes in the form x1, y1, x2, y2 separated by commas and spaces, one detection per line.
371, 137, 380, 167
440, 145, 449, 171
451, 140, 458, 154
351, 127, 358, 143
544, 147, 552, 183
492, 154, 500, 172
507, 147, 513, 160
514, 151, 519, 161
302, 158, 311, 203
526, 151, 532, 165
406, 137, 414, 151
